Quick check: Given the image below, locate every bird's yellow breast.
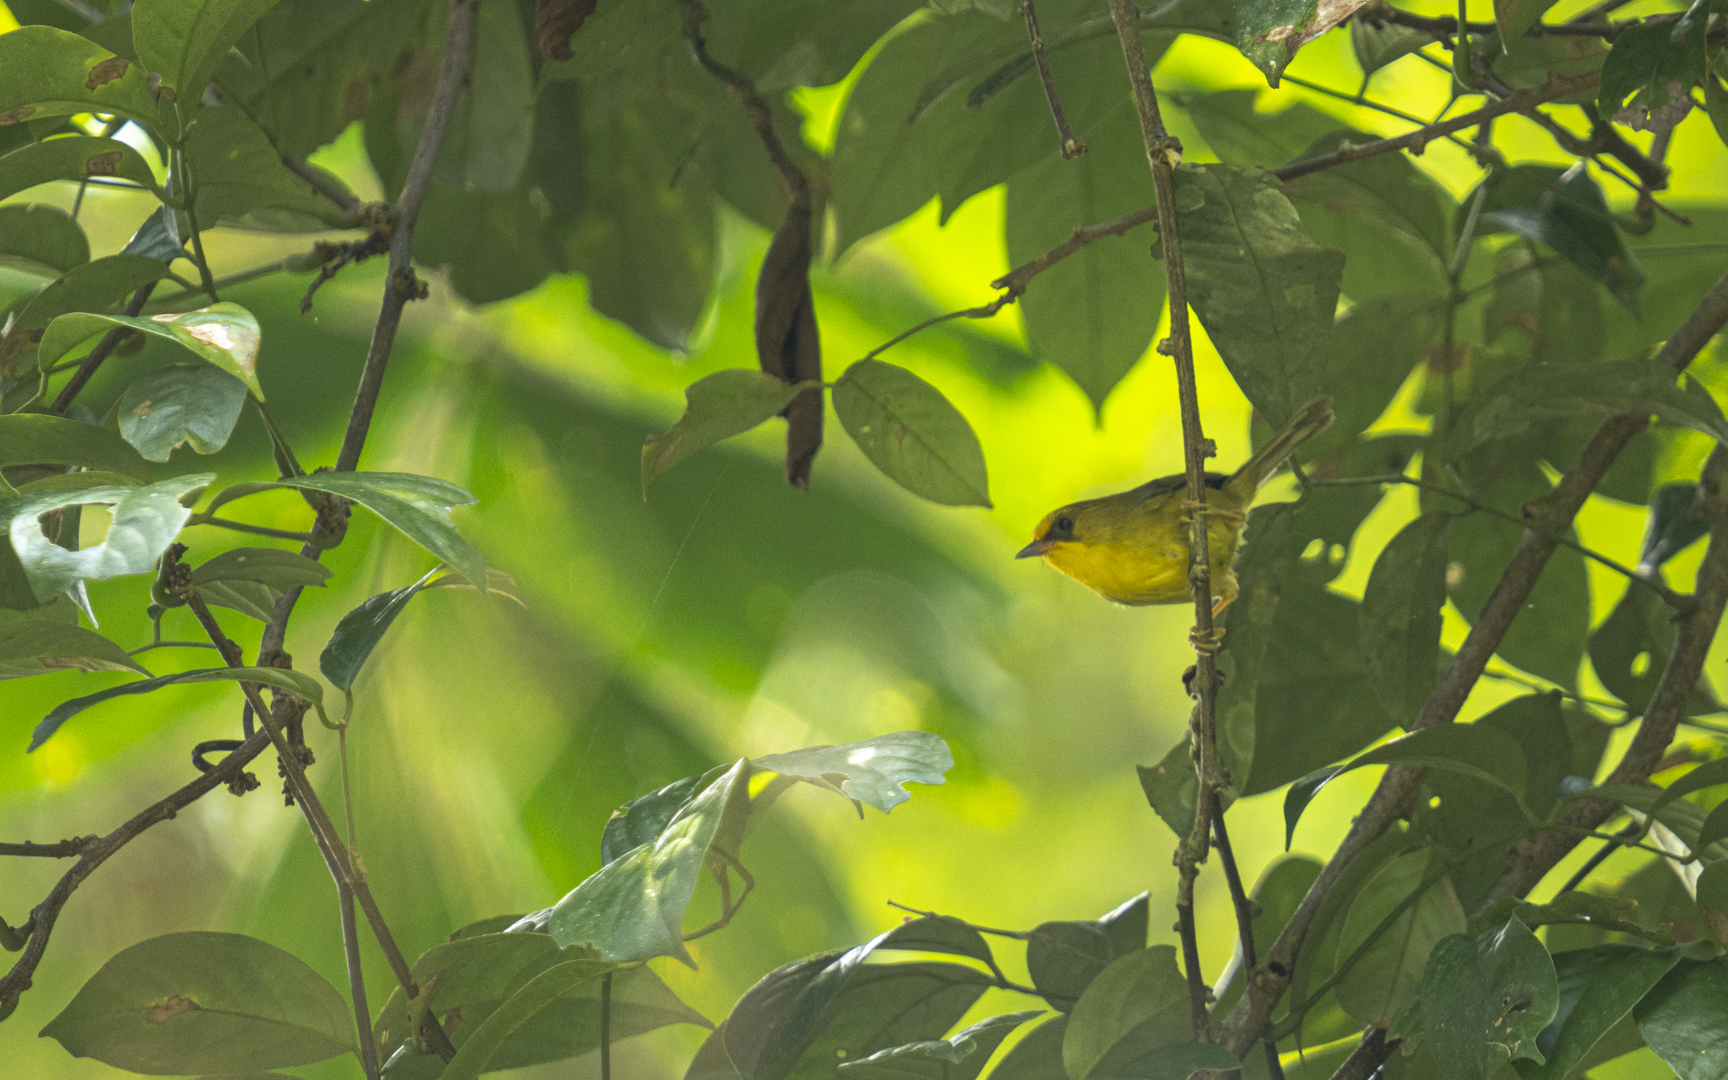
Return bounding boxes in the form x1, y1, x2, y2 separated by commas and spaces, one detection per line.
1043, 510, 1243, 606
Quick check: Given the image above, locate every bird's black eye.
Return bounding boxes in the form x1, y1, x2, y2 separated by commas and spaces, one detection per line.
1056, 516, 1074, 533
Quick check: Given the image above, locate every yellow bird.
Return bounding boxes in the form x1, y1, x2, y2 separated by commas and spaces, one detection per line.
1016, 397, 1334, 613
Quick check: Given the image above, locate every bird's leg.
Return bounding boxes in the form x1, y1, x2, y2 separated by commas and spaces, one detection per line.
1188, 625, 1226, 653
1179, 499, 1247, 527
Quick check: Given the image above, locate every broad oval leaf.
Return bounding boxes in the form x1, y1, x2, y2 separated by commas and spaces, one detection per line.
751, 730, 953, 813
1419, 917, 1560, 1080
435, 960, 624, 1080
1527, 945, 1685, 1080
0, 602, 147, 681
1062, 945, 1190, 1080
642, 369, 801, 493
32, 663, 325, 750
833, 359, 990, 508
39, 931, 353, 1073
319, 568, 438, 692
838, 1011, 1044, 1080
203, 472, 484, 589
193, 547, 331, 590
133, 0, 286, 102
1633, 957, 1728, 1080
0, 203, 90, 277
1333, 849, 1464, 1028
1359, 512, 1451, 725
1, 254, 170, 377
0, 26, 160, 127
1474, 166, 1643, 311
0, 413, 154, 482
41, 303, 264, 399
4, 473, 211, 606
0, 135, 161, 204
118, 364, 250, 461
184, 107, 358, 232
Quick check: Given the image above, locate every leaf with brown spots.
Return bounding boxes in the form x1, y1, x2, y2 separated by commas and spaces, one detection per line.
0, 136, 160, 205
537, 0, 598, 60
0, 27, 160, 125
84, 56, 130, 91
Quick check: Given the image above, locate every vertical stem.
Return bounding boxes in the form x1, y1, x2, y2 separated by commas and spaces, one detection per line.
1021, 0, 1085, 158
1214, 815, 1282, 1079
1106, 0, 1218, 1039
600, 972, 613, 1080
340, 881, 381, 1080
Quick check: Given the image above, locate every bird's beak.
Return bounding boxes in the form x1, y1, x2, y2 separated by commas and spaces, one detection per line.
1016, 538, 1055, 560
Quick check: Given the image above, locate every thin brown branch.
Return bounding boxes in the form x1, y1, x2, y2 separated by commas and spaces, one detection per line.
0, 732, 269, 1013
0, 838, 99, 859
50, 283, 157, 414
1273, 72, 1602, 182
341, 882, 381, 1080
1362, 3, 1628, 38
1213, 815, 1282, 1080
1108, 0, 1219, 1040
679, 1, 808, 207
1022, 0, 1086, 159
1330, 1030, 1391, 1080
334, 0, 476, 474
283, 156, 362, 214
992, 206, 1160, 296
1220, 265, 1728, 1057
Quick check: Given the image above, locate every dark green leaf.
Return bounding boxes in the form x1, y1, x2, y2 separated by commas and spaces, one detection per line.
1589, 580, 1719, 717
601, 773, 708, 867
205, 471, 484, 589
122, 204, 188, 264
1447, 360, 1728, 461
414, 185, 556, 304
1212, 856, 1323, 1019
0, 412, 154, 481
874, 914, 998, 968
0, 25, 160, 127
433, 0, 535, 193
0, 601, 146, 680
0, 203, 89, 277
193, 547, 330, 590
1483, 248, 1606, 367
1319, 294, 1444, 452
984, 1015, 1066, 1080
1027, 921, 1112, 1013
1109, 1041, 1242, 1080
39, 931, 352, 1073
837, 1011, 1043, 1079
0, 254, 169, 377
753, 731, 954, 813
1521, 945, 1684, 1080
1352, 16, 1438, 76
1641, 484, 1710, 570
197, 578, 282, 623
435, 960, 625, 1080
1173, 164, 1345, 427
1598, 17, 1708, 130
642, 370, 801, 493
40, 302, 263, 398
1420, 918, 1560, 1080
1334, 848, 1465, 1027
1139, 739, 1212, 840
1635, 957, 1728, 1080
1233, 0, 1317, 83
689, 0, 924, 92
1004, 101, 1163, 412
183, 107, 357, 232
4, 473, 209, 606
1707, 70, 1728, 150
1360, 512, 1451, 725
1696, 861, 1728, 944
0, 134, 160, 203
32, 662, 323, 750
132, 0, 285, 101
117, 364, 249, 461
1063, 945, 1189, 1080
1475, 166, 1642, 311
1495, 0, 1558, 44
318, 568, 436, 692
833, 359, 991, 508
1179, 89, 1338, 167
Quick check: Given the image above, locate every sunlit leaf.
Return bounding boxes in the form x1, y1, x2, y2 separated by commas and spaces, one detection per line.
642, 370, 801, 493
4, 473, 210, 606
40, 303, 263, 398
40, 931, 352, 1073
32, 663, 324, 750
752, 730, 954, 813
833, 359, 990, 508
117, 364, 250, 461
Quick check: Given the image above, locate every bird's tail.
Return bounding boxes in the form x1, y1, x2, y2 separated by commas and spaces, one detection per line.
1226, 396, 1335, 496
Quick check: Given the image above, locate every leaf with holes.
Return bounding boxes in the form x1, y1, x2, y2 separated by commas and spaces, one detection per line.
40, 931, 352, 1073
1420, 917, 1559, 1080
40, 303, 263, 398
3, 474, 210, 606
833, 359, 990, 507
1598, 17, 1708, 132
752, 730, 953, 813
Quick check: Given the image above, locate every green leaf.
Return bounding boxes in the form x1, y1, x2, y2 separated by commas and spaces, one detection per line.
1475, 166, 1643, 311
318, 568, 437, 692
117, 364, 250, 461
32, 662, 323, 750
1352, 16, 1438, 76
1062, 945, 1190, 1080
122, 204, 189, 264
1138, 739, 1212, 841
0, 25, 161, 127
1179, 90, 1338, 168
1589, 579, 1719, 717
1707, 70, 1728, 150
4, 473, 209, 606
984, 1015, 1066, 1080
1333, 848, 1465, 1028
193, 547, 330, 590
433, 0, 535, 193
1212, 856, 1323, 1016
1521, 945, 1684, 1080
1233, 0, 1317, 83
1026, 918, 1120, 1014
436, 960, 626, 1080
0, 203, 89, 277
1320, 294, 1444, 451
1697, 862, 1728, 944
1635, 957, 1728, 1080
412, 185, 556, 304
600, 772, 710, 867
1110, 1041, 1242, 1080
1598, 17, 1708, 130
40, 302, 262, 397
1420, 918, 1560, 1080
1004, 101, 1163, 412
1447, 360, 1728, 461
711, 945, 993, 1080
39, 931, 352, 1073
1359, 512, 1451, 726
0, 254, 170, 377
1172, 164, 1345, 427
1488, 27, 1610, 91
682, 0, 923, 93
0, 413, 154, 481
751, 730, 954, 813
642, 370, 801, 493
837, 1011, 1044, 1079
132, 0, 285, 102
1495, 0, 1558, 45
1641, 484, 1711, 570
833, 359, 990, 508
0, 135, 160, 203
0, 601, 147, 680
204, 472, 484, 589
184, 107, 357, 232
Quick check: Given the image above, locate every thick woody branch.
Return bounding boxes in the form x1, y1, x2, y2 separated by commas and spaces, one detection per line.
1220, 265, 1728, 1057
